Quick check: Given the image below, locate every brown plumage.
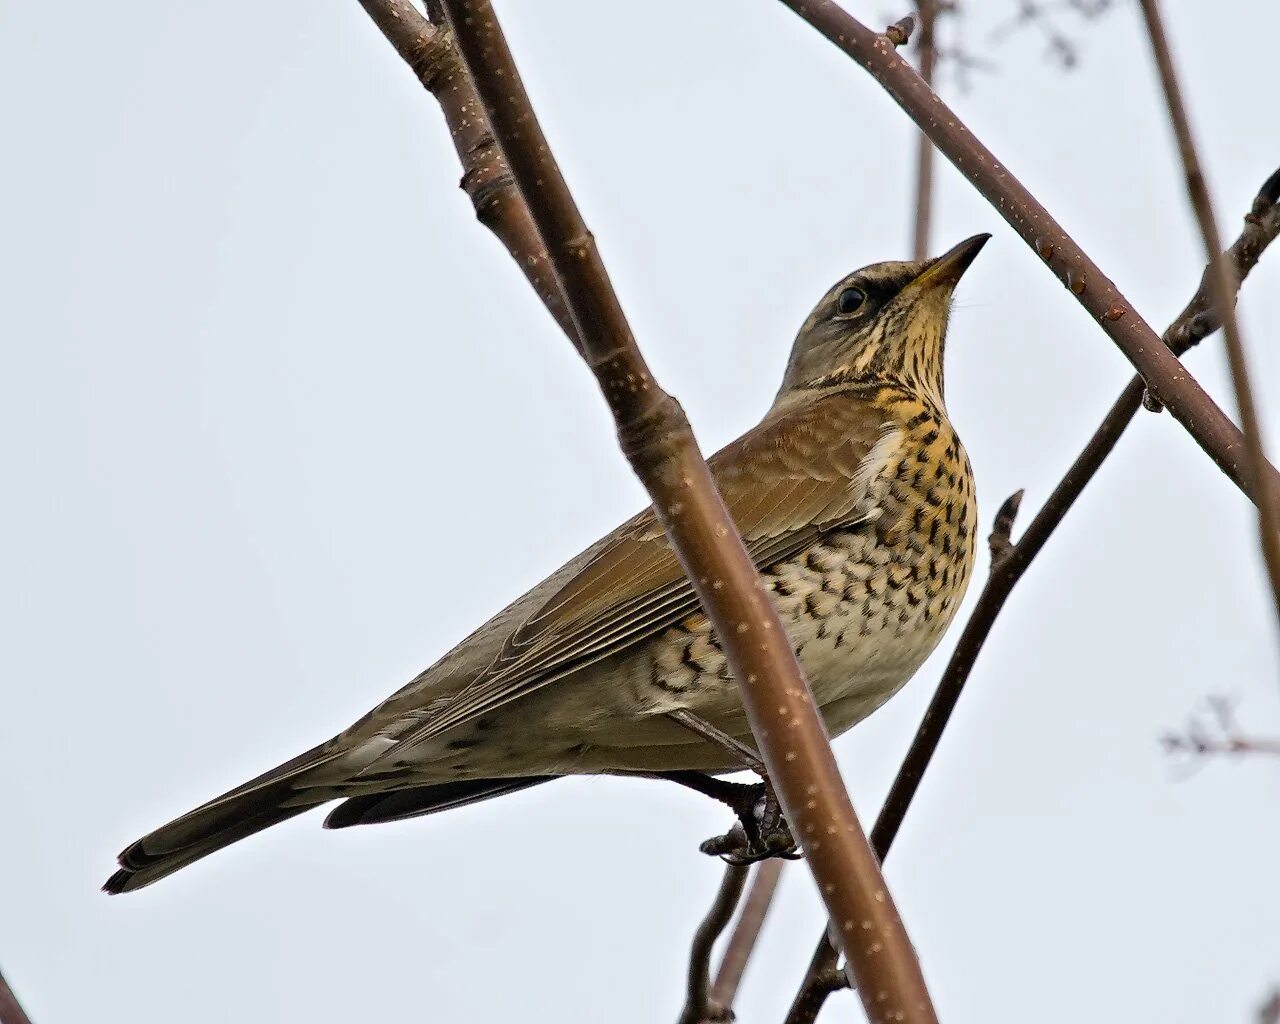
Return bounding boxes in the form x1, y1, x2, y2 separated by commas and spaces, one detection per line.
104, 234, 988, 893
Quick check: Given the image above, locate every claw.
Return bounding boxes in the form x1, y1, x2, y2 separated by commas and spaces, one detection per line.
699, 781, 799, 863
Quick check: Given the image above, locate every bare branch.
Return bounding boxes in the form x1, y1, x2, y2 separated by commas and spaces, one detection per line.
434, 3, 938, 1021
709, 860, 785, 1013
784, 164, 1280, 1022
1161, 696, 1280, 767
355, 0, 580, 348
0, 969, 34, 1024
989, 0, 1115, 68
678, 865, 749, 1024
987, 488, 1024, 562
784, 931, 847, 1024
777, 0, 1280, 513
910, 0, 940, 260
1136, 0, 1280, 645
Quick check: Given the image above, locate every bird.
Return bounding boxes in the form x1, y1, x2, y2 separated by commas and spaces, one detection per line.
104, 233, 987, 893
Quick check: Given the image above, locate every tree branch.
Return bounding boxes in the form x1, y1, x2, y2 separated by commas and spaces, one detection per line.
785, 165, 1280, 1022
1259, 988, 1280, 1024
1135, 0, 1280, 641
0, 968, 34, 1024
1162, 695, 1280, 766
355, 0, 580, 348
910, 0, 939, 261
778, 0, 1280, 511
708, 859, 785, 1014
433, 3, 938, 1021
678, 864, 749, 1024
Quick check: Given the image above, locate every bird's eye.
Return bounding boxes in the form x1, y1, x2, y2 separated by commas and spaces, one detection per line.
836, 286, 866, 315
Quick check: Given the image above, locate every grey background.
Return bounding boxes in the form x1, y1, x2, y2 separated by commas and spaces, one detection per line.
3, 1, 1279, 1021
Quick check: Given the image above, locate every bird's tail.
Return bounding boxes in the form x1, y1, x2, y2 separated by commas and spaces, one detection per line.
103, 743, 342, 894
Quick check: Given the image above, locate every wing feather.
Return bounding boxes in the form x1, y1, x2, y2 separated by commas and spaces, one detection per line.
364, 391, 902, 763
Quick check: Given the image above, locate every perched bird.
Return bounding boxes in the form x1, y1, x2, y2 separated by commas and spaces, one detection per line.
105, 234, 987, 893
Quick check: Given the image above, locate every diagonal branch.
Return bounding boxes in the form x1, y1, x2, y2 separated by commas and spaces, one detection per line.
1135, 0, 1280, 641
355, 0, 580, 349
708, 859, 785, 1015
785, 166, 1280, 1023
1162, 695, 1280, 765
777, 0, 1280, 513
0, 968, 34, 1024
433, 3, 937, 1022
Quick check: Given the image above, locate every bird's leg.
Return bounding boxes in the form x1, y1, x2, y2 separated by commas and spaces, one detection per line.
650, 713, 801, 864
664, 709, 765, 773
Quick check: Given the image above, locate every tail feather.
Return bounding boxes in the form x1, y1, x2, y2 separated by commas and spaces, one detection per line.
104, 742, 339, 894
324, 776, 553, 829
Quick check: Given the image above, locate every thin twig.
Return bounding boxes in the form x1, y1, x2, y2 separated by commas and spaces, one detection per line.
1161, 695, 1280, 768
785, 166, 1280, 1022
911, 0, 939, 261
1136, 0, 1280, 644
708, 860, 785, 1013
434, 4, 938, 1022
989, 0, 1115, 69
0, 969, 34, 1024
785, 925, 846, 1024
777, 0, 1280, 512
678, 865, 749, 1024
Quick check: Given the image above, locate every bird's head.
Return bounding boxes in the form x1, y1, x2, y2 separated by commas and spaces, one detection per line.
777, 233, 989, 408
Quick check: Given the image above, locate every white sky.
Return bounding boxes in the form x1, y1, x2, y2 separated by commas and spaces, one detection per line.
3, 1, 1279, 1021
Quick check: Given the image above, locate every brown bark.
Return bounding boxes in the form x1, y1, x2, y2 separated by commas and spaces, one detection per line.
708, 860, 784, 1013
1135, 0, 1280, 639
678, 865, 749, 1024
0, 969, 34, 1024
434, 3, 938, 1022
910, 0, 938, 262
355, 1, 580, 348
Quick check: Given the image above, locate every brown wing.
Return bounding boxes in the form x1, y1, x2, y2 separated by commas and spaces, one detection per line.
375, 392, 900, 754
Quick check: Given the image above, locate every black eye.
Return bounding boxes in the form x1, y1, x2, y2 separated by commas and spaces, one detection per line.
836, 286, 866, 315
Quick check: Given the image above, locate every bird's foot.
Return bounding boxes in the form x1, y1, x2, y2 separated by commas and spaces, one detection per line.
699, 782, 801, 864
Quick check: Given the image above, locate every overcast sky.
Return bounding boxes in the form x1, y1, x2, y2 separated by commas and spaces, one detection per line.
3, 1, 1279, 1021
